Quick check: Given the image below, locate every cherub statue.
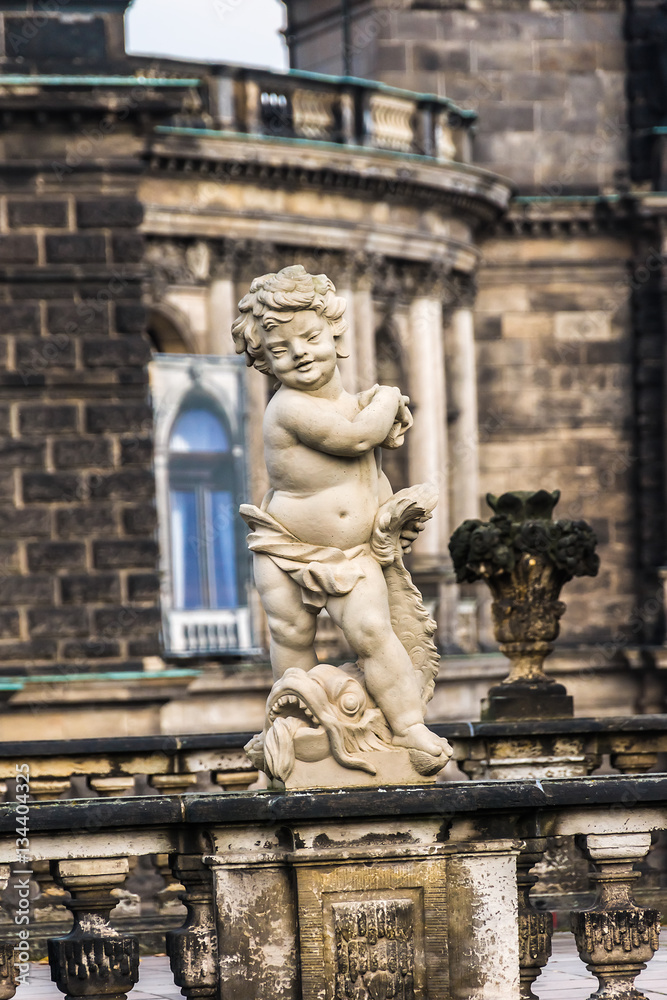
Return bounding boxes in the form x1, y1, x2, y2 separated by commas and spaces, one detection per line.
232, 265, 452, 787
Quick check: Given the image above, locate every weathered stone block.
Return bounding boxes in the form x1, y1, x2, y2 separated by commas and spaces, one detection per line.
82, 337, 151, 368
93, 540, 158, 570
45, 234, 107, 264
28, 607, 88, 637
53, 437, 112, 469
89, 470, 154, 500
85, 403, 152, 434
93, 606, 161, 633
476, 41, 535, 71
56, 506, 116, 539
27, 542, 86, 573
0, 235, 38, 263
60, 574, 121, 605
0, 575, 53, 605
114, 303, 148, 333
0, 611, 20, 639
7, 199, 68, 228
537, 42, 597, 72
0, 303, 40, 335
76, 198, 144, 229
5, 15, 107, 61
47, 303, 108, 336
22, 472, 80, 503
413, 42, 470, 73
127, 573, 160, 601
15, 337, 76, 371
19, 404, 77, 435
110, 232, 144, 263
0, 638, 55, 661
0, 506, 50, 538
0, 438, 43, 468
61, 639, 121, 660
120, 437, 152, 466
122, 504, 157, 535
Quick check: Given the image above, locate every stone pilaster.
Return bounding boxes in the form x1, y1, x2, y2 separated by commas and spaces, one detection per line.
571, 832, 660, 1000
165, 855, 217, 1000
48, 858, 139, 1000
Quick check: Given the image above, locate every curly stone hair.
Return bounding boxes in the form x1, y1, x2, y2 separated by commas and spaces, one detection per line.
231, 264, 349, 375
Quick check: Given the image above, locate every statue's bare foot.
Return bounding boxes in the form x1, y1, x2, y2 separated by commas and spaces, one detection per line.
392, 723, 451, 759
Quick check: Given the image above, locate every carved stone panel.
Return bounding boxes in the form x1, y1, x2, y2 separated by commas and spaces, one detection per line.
295, 860, 447, 1000
331, 896, 418, 1000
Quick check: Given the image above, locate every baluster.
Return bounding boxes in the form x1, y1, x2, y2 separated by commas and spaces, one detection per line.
213, 769, 258, 791
48, 857, 139, 1000
610, 752, 658, 775
0, 865, 17, 1000
153, 854, 186, 916
149, 773, 197, 795
32, 859, 70, 924
29, 778, 71, 801
517, 838, 553, 1000
571, 832, 660, 1000
88, 778, 136, 797
165, 854, 217, 1000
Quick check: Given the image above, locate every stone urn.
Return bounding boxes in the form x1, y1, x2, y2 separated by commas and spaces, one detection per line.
448, 490, 599, 720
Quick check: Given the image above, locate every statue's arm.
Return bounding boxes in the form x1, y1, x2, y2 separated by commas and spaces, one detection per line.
278, 389, 401, 458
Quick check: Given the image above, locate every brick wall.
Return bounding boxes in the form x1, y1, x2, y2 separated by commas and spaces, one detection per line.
0, 179, 160, 676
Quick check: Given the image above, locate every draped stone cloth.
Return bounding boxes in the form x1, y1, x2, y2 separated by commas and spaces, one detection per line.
239, 504, 370, 613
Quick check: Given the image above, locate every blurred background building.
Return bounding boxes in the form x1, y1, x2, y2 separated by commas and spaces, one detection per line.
0, 0, 664, 740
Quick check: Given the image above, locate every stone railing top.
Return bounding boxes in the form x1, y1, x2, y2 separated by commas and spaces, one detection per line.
1, 773, 666, 839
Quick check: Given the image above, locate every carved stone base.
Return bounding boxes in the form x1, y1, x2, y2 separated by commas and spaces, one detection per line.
482, 680, 574, 721
268, 746, 441, 790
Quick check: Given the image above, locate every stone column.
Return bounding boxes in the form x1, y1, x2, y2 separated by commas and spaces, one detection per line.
165, 855, 217, 1000
353, 258, 377, 391
517, 839, 553, 1000
48, 857, 139, 1000
446, 306, 480, 526
447, 842, 521, 1000
571, 832, 660, 999
207, 276, 237, 356
406, 271, 456, 645
335, 257, 358, 393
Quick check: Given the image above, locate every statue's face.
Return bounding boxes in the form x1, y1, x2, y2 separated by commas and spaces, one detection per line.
261, 309, 338, 391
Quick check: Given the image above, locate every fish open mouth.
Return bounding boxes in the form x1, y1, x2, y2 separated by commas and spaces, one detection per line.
268, 689, 317, 727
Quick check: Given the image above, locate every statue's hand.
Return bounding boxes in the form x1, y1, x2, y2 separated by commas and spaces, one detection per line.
399, 515, 427, 553
382, 393, 413, 449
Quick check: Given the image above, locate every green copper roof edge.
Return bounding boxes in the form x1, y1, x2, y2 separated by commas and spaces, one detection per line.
7, 669, 201, 685
0, 75, 201, 87
283, 67, 477, 120
153, 125, 458, 165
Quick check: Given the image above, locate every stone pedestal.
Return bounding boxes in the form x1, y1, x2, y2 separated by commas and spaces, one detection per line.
205, 810, 522, 1000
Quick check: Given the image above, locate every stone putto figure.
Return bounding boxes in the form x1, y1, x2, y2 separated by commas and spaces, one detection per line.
232, 265, 452, 787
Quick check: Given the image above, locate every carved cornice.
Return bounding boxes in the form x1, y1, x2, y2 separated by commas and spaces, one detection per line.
146, 138, 511, 227
493, 200, 633, 240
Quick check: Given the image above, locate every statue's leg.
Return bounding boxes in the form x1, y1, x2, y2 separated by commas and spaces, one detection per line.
253, 553, 318, 677
326, 557, 445, 757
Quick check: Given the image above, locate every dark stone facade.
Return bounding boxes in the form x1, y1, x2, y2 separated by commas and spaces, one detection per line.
0, 0, 171, 675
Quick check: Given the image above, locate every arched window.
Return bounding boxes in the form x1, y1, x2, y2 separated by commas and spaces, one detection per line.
168, 402, 239, 611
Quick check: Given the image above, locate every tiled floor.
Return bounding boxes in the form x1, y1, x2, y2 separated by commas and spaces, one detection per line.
19, 932, 667, 998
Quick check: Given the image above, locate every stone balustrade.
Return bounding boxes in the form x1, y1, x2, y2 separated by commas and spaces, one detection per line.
1, 715, 664, 805
0, 776, 664, 999
205, 66, 475, 162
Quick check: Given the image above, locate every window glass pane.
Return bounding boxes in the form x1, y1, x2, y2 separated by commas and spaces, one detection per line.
208, 490, 239, 609
170, 490, 202, 609
170, 408, 229, 453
